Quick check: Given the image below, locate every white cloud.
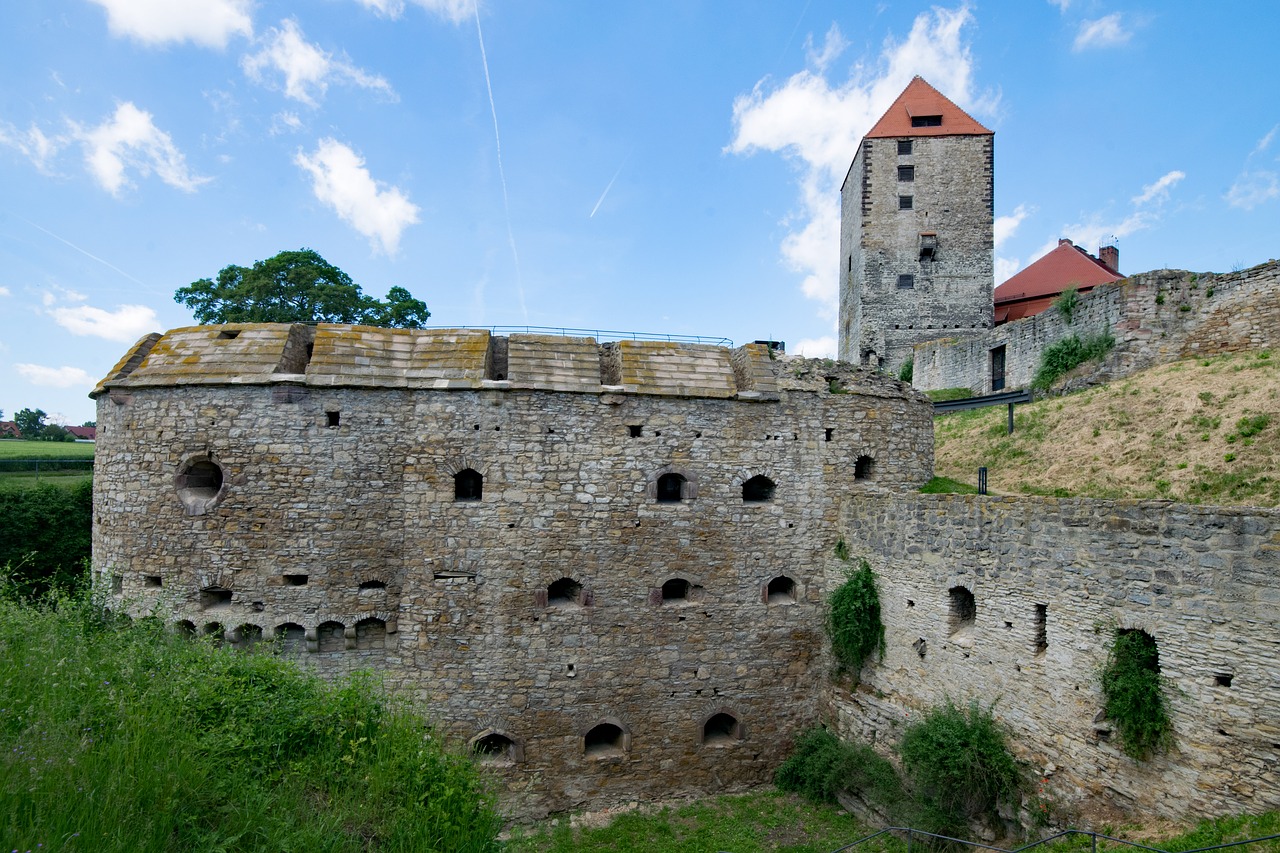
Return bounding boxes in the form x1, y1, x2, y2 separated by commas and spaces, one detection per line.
792, 336, 837, 358
1073, 14, 1131, 52
727, 5, 992, 323
1132, 170, 1184, 206
295, 138, 420, 254
87, 0, 252, 48
1226, 172, 1279, 211
355, 0, 475, 23
994, 203, 1032, 249
76, 102, 209, 196
243, 19, 395, 107
1225, 127, 1280, 211
0, 123, 65, 173
14, 364, 96, 389
995, 257, 1022, 285
49, 303, 159, 342
0, 286, 10, 297
271, 111, 305, 135
1047, 0, 1071, 10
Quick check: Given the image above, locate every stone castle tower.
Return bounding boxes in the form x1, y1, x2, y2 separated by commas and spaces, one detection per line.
838, 76, 994, 371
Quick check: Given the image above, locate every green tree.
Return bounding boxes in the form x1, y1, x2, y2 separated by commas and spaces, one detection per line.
174, 248, 431, 327
38, 424, 74, 443
14, 408, 47, 440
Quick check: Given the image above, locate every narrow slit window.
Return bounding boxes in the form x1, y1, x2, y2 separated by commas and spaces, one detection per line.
949, 586, 976, 634
1034, 604, 1048, 654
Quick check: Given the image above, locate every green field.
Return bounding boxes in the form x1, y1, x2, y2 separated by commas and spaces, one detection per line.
0, 439, 95, 459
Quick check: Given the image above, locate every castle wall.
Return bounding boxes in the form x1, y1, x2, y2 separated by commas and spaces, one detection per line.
914, 260, 1280, 393
93, 331, 933, 819
840, 135, 994, 371
829, 493, 1280, 821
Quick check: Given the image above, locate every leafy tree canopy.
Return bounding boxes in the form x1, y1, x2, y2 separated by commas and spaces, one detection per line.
174, 249, 431, 328
15, 408, 47, 440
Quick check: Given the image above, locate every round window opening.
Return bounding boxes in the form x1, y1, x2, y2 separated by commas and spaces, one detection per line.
176, 459, 225, 514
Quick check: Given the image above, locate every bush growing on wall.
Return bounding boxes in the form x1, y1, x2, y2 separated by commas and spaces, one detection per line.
827, 550, 885, 679
1031, 330, 1116, 391
899, 700, 1022, 837
775, 727, 902, 807
1100, 629, 1172, 759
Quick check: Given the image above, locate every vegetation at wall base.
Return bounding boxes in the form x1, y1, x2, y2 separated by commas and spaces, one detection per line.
899, 701, 1022, 838
1100, 629, 1172, 760
775, 727, 903, 808
926, 387, 974, 402
1031, 331, 1115, 391
1053, 287, 1080, 325
0, 480, 92, 598
899, 359, 914, 383
0, 587, 500, 852
827, 556, 886, 678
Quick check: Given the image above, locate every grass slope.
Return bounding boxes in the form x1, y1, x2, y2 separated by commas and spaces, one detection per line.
0, 593, 501, 852
935, 351, 1279, 507
0, 440, 95, 459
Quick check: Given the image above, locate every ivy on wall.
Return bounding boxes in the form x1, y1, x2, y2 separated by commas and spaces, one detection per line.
1100, 628, 1172, 759
827, 544, 885, 679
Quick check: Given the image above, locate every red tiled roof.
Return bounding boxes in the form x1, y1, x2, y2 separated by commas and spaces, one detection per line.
65, 425, 96, 440
0, 421, 20, 438
865, 76, 993, 139
995, 240, 1124, 307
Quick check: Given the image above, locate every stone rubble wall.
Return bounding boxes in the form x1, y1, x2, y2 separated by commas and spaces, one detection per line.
829, 493, 1280, 821
93, 338, 933, 820
914, 260, 1280, 393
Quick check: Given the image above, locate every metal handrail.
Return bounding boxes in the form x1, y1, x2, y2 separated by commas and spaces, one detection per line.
421, 325, 734, 347
823, 827, 1280, 853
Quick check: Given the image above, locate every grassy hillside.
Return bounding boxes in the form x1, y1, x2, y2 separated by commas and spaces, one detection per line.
0, 439, 95, 458
934, 350, 1279, 507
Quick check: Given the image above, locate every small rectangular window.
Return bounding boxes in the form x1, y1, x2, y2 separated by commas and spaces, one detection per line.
897, 274, 915, 289
284, 574, 309, 586
898, 165, 915, 182
628, 424, 642, 438
899, 195, 913, 210
897, 139, 912, 155
326, 411, 340, 427
911, 115, 942, 127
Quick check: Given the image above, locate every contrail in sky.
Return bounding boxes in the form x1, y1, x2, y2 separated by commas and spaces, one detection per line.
590, 158, 628, 218
474, 3, 528, 323
774, 0, 812, 73
18, 215, 151, 290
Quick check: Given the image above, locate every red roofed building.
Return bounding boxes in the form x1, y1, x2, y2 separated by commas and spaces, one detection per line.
0, 421, 20, 439
994, 239, 1122, 324
65, 425, 97, 441
840, 76, 995, 371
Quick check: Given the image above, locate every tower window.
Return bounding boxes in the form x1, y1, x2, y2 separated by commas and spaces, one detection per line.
899, 195, 913, 210
656, 472, 687, 503
454, 468, 483, 501
911, 115, 942, 127
742, 475, 776, 503
897, 139, 912, 155
898, 165, 915, 182
897, 274, 915, 289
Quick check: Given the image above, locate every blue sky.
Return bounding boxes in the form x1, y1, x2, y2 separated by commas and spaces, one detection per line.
1, 0, 1277, 426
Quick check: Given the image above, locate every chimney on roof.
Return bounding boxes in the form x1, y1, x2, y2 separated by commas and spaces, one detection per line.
1059, 238, 1073, 247
1099, 244, 1119, 274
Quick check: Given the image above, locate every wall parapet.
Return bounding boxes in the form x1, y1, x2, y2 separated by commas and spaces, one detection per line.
913, 259, 1280, 393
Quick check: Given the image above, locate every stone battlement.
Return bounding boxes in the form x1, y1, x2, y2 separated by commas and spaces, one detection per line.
91, 325, 784, 399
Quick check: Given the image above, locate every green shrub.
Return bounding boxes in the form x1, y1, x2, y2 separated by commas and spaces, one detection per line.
898, 701, 1021, 837
1236, 413, 1271, 438
0, 593, 501, 852
0, 479, 93, 598
1031, 331, 1116, 391
1100, 629, 1172, 759
1053, 286, 1079, 325
898, 359, 914, 383
775, 727, 902, 807
827, 557, 885, 678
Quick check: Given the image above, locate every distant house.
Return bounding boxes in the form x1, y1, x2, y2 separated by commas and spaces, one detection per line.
994, 239, 1122, 324
0, 421, 21, 439
65, 425, 97, 441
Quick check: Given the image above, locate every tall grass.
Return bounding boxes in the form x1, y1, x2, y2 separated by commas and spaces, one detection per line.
0, 588, 500, 852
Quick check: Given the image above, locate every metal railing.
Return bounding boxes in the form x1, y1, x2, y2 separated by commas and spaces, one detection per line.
422, 325, 734, 347
818, 827, 1280, 853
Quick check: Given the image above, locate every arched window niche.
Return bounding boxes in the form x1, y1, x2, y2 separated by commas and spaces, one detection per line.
765, 575, 796, 605
454, 468, 483, 501
583, 720, 629, 759
470, 730, 523, 764
701, 711, 744, 746
175, 455, 225, 515
742, 475, 776, 503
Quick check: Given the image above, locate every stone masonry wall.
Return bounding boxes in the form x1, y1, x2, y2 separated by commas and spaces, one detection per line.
914, 260, 1280, 393
829, 493, 1280, 821
93, 329, 933, 820
840, 135, 994, 372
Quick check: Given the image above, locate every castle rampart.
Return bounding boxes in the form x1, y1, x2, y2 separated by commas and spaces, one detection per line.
831, 492, 1280, 820
913, 260, 1280, 393
91, 324, 932, 818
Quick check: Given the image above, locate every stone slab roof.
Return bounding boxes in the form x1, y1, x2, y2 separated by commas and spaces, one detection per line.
91, 324, 800, 401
